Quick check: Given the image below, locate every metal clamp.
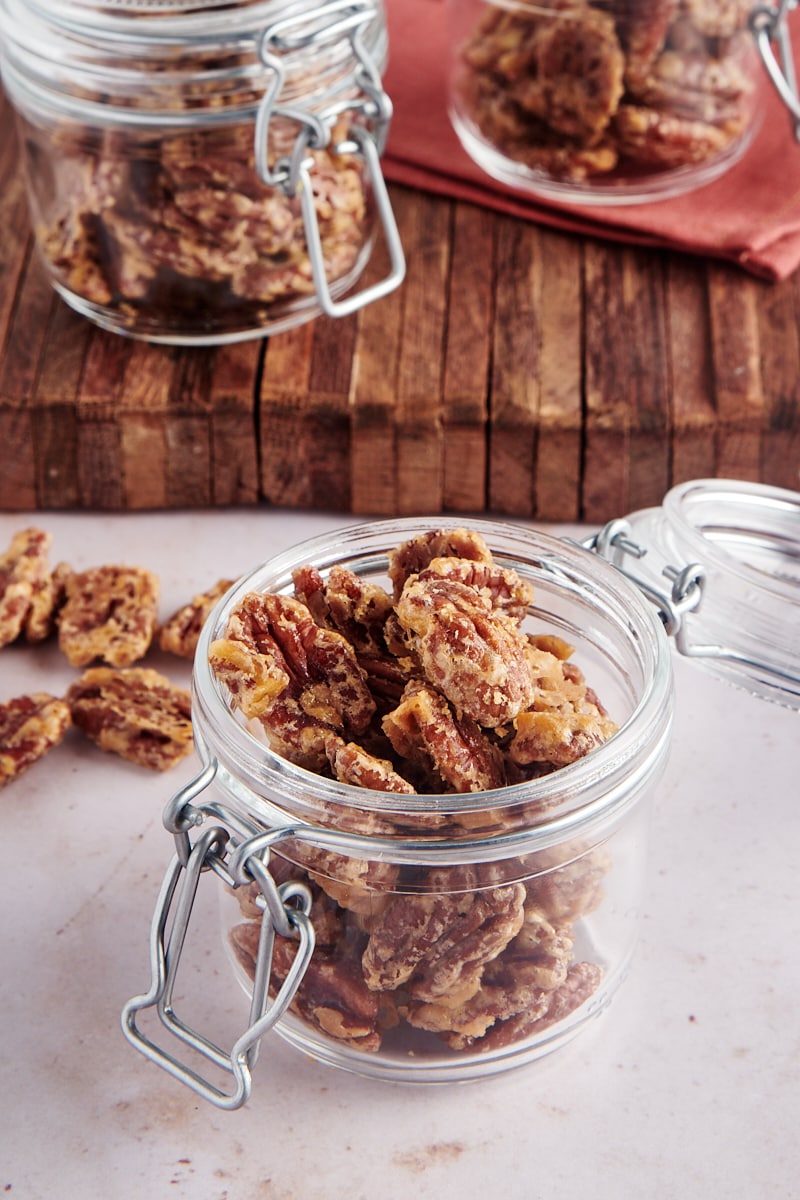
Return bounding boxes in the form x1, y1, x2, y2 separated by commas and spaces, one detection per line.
751, 0, 800, 141
254, 0, 405, 317
583, 521, 800, 689
122, 764, 315, 1110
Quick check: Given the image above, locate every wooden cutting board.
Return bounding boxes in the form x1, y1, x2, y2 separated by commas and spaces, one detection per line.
1, 91, 798, 523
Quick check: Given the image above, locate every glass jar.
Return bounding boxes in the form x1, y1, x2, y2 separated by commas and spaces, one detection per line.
446, 0, 800, 205
122, 516, 674, 1105
0, 0, 405, 344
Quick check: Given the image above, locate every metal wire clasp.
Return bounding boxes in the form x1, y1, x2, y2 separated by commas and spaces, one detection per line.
254, 0, 405, 317
121, 760, 315, 1110
751, 0, 800, 141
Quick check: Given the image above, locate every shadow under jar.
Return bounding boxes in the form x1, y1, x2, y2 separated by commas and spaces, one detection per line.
447, 0, 773, 204
122, 519, 674, 1104
0, 0, 403, 343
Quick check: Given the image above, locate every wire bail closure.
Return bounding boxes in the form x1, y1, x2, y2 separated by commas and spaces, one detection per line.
583, 520, 800, 689
121, 760, 315, 1110
751, 0, 800, 141
254, 0, 405, 317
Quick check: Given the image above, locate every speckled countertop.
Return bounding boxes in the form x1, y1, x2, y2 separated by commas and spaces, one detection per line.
1, 509, 798, 1200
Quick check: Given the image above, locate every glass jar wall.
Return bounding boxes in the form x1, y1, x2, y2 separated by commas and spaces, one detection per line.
0, 0, 401, 343
447, 0, 765, 205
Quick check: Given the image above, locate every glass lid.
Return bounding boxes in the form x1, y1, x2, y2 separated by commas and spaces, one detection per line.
585, 479, 800, 711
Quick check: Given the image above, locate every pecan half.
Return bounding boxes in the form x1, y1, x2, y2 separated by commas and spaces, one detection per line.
58, 564, 159, 667
0, 692, 71, 788
67, 666, 193, 770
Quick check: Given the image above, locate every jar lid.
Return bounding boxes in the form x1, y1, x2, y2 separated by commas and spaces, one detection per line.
585, 479, 800, 710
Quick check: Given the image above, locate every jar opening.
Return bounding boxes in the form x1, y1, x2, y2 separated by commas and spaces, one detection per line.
191, 517, 673, 861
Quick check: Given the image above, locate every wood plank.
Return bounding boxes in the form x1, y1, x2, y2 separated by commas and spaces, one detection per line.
442, 202, 493, 513
758, 272, 800, 494
350, 200, 405, 515
535, 229, 582, 522
667, 256, 717, 486
260, 314, 355, 511
583, 242, 671, 521
582, 240, 631, 523
393, 187, 450, 514
31, 295, 91, 509
208, 341, 261, 506
707, 262, 764, 482
488, 215, 540, 517
0, 240, 53, 509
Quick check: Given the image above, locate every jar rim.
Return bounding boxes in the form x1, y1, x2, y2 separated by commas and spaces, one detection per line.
662, 478, 800, 600
189, 516, 673, 858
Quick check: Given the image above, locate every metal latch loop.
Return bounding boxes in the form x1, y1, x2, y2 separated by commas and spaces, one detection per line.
121, 807, 315, 1110
751, 0, 800, 140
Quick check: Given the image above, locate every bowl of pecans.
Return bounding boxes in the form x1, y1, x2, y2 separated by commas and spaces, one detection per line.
123, 518, 674, 1101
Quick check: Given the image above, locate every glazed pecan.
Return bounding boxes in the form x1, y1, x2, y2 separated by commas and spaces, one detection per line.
387, 528, 493, 601
446, 961, 603, 1052
524, 847, 610, 924
58, 564, 159, 667
382, 681, 506, 793
66, 666, 193, 770
416, 556, 534, 623
0, 692, 71, 788
362, 876, 525, 997
396, 575, 535, 728
509, 708, 618, 768
159, 577, 234, 659
0, 528, 53, 648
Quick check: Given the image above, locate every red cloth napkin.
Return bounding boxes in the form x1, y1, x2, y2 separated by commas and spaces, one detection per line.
381, 0, 800, 279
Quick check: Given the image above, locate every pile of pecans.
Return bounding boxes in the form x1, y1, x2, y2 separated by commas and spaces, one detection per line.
456, 0, 755, 183
212, 527, 618, 1057
0, 525, 234, 784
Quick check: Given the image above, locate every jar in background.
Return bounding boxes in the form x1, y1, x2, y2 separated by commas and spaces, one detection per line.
446, 0, 788, 204
123, 518, 673, 1104
0, 0, 405, 344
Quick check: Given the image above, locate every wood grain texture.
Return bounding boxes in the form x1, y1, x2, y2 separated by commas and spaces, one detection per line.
0, 88, 798, 520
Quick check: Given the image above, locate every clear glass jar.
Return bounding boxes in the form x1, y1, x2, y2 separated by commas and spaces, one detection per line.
0, 0, 405, 343
446, 0, 798, 205
123, 517, 674, 1103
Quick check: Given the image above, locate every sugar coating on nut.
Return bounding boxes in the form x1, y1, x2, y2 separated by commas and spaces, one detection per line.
58, 564, 159, 667
0, 692, 72, 789
159, 578, 234, 659
67, 666, 193, 771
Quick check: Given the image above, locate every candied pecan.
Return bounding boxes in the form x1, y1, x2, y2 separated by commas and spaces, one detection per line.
0, 528, 52, 648
396, 576, 535, 728
515, 7, 626, 141
325, 735, 416, 796
291, 565, 330, 627
612, 103, 742, 167
524, 847, 610, 923
0, 692, 71, 789
491, 906, 573, 992
387, 528, 493, 601
611, 0, 679, 89
382, 681, 506, 793
256, 593, 376, 736
25, 561, 71, 644
159, 578, 234, 659
66, 666, 193, 770
307, 565, 396, 653
416, 557, 534, 623
448, 961, 603, 1052
362, 877, 525, 997
58, 564, 159, 667
509, 708, 617, 768
268, 933, 386, 1051
208, 593, 291, 719
630, 50, 750, 125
